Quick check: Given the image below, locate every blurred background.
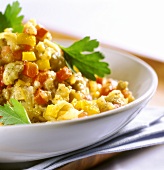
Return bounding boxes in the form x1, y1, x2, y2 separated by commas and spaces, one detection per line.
1, 0, 164, 62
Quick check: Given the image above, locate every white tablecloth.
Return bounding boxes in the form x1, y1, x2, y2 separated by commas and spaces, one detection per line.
92, 144, 164, 170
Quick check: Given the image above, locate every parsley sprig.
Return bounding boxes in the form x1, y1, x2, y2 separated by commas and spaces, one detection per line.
0, 1, 24, 32
0, 98, 31, 125
59, 36, 111, 80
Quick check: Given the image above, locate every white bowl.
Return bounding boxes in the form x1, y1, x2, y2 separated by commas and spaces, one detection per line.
0, 43, 158, 163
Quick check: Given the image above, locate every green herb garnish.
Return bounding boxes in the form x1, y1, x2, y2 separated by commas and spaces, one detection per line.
59, 36, 111, 80
0, 1, 24, 33
0, 98, 31, 125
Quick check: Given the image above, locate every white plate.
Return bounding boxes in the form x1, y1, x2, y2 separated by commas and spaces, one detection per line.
0, 42, 158, 162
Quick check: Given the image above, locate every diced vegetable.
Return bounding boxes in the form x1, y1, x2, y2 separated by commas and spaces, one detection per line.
17, 33, 36, 46
36, 59, 51, 70
20, 44, 33, 51
35, 71, 48, 85
100, 84, 113, 96
96, 77, 104, 84
56, 66, 72, 82
22, 51, 36, 61
22, 61, 38, 78
36, 25, 48, 39
34, 88, 49, 105
13, 49, 23, 61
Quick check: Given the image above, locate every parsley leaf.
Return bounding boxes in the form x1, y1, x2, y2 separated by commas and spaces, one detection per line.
0, 98, 31, 125
59, 36, 111, 80
0, 1, 24, 32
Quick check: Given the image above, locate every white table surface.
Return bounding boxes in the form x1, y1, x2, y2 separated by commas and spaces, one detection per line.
2, 0, 164, 62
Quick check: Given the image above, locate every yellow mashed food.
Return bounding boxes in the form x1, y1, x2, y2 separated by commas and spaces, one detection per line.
0, 19, 134, 123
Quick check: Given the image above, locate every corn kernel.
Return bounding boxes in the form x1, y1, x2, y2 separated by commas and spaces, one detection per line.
36, 59, 51, 70
22, 52, 36, 61
17, 33, 36, 46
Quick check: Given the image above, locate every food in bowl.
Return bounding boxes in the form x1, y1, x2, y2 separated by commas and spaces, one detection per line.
0, 2, 134, 125
0, 19, 134, 124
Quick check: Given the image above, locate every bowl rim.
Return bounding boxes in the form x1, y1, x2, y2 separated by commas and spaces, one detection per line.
0, 47, 158, 129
